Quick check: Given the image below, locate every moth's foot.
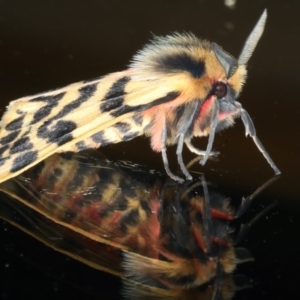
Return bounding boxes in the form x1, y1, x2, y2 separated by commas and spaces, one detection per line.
170, 173, 185, 183
164, 166, 190, 183
185, 174, 193, 181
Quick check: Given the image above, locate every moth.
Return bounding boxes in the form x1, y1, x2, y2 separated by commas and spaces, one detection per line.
0, 9, 280, 183
0, 150, 276, 299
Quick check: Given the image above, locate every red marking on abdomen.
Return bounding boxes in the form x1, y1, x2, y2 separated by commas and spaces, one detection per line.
218, 110, 236, 121
149, 186, 161, 240
198, 96, 214, 120
141, 94, 190, 151
193, 225, 207, 253
141, 105, 167, 152
211, 208, 233, 221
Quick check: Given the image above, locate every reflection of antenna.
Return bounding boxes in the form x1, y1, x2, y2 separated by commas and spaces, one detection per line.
235, 175, 280, 218
234, 175, 279, 244
189, 173, 279, 300
201, 174, 213, 252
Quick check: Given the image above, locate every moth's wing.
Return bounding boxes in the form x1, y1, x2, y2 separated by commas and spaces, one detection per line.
0, 70, 182, 182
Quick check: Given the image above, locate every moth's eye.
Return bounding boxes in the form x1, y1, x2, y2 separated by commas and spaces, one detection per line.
212, 82, 227, 99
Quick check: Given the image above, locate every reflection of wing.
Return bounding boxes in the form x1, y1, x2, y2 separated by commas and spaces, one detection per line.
0, 150, 265, 298
0, 191, 126, 278
0, 151, 162, 250
0, 68, 184, 183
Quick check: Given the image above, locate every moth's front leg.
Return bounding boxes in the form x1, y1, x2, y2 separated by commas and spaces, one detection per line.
176, 134, 192, 181
161, 118, 184, 183
185, 140, 220, 157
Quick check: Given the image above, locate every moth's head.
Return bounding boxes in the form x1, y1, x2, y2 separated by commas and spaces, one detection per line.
129, 10, 267, 137
130, 10, 266, 100
190, 9, 267, 135
212, 9, 267, 99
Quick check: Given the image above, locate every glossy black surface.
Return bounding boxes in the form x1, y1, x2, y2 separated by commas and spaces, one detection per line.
0, 0, 299, 299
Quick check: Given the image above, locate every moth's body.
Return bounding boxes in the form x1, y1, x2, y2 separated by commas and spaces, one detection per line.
0, 10, 280, 183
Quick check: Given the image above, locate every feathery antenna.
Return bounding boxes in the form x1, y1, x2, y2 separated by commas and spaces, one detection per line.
238, 9, 267, 65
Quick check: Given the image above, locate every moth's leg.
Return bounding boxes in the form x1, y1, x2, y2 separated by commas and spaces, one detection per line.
240, 108, 281, 175
176, 134, 192, 180
185, 140, 220, 157
200, 101, 220, 166
161, 120, 184, 183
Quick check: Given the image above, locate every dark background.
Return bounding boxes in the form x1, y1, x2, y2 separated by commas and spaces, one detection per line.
0, 0, 299, 299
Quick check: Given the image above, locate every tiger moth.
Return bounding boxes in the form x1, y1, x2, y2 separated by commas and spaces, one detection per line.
0, 9, 280, 182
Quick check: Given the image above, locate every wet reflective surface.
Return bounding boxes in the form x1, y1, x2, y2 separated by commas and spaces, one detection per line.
0, 151, 278, 299
0, 0, 299, 299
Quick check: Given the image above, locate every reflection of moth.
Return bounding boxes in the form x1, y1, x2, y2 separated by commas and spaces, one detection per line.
0, 10, 279, 184
0, 150, 275, 299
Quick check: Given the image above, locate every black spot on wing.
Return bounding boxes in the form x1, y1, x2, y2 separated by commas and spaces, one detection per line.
158, 53, 205, 78
10, 150, 38, 173
36, 84, 96, 144
9, 136, 33, 154
109, 104, 134, 118
103, 76, 131, 100
114, 193, 129, 211
54, 83, 97, 120
110, 91, 180, 117
0, 130, 21, 145
140, 199, 150, 213
37, 83, 97, 129
30, 92, 66, 125
99, 76, 130, 112
75, 141, 90, 151
90, 131, 109, 146
66, 169, 84, 191
100, 97, 124, 112
114, 122, 131, 134
53, 168, 63, 177
131, 114, 143, 126
47, 172, 60, 189
37, 120, 77, 146
122, 131, 140, 141
5, 116, 25, 131
120, 208, 139, 233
